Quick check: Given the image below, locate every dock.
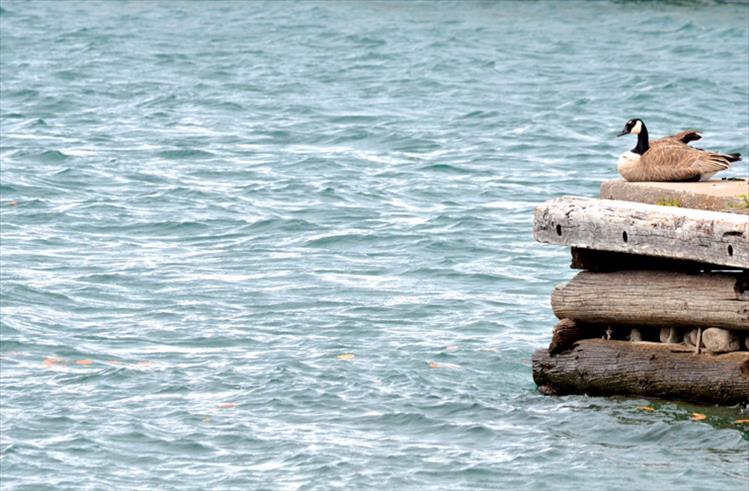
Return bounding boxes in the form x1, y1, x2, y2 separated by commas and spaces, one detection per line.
531, 178, 749, 405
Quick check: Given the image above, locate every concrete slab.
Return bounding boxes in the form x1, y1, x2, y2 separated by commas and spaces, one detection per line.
600, 179, 749, 213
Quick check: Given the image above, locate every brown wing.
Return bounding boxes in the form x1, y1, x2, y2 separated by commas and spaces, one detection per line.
656, 130, 702, 145
641, 141, 731, 181
666, 130, 702, 143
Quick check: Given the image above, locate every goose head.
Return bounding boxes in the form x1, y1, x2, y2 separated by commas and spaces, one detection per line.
617, 119, 645, 137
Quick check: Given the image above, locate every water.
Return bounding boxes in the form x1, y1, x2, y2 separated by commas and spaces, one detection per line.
1, 1, 748, 489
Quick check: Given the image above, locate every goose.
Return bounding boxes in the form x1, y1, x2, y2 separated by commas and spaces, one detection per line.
616, 119, 741, 182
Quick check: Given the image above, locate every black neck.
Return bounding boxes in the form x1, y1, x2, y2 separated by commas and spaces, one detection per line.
632, 124, 649, 155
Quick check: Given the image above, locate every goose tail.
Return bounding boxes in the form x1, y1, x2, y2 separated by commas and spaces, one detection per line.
725, 153, 741, 162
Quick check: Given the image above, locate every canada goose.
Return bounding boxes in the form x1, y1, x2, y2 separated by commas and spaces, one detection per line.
616, 119, 741, 182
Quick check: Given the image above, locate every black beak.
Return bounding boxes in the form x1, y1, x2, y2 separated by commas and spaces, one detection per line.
616, 129, 629, 137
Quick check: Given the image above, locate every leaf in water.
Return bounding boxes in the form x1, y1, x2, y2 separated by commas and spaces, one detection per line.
637, 406, 656, 412
691, 412, 707, 421
217, 403, 236, 409
428, 361, 459, 369
42, 357, 63, 367
734, 419, 749, 424
337, 353, 355, 361
75, 359, 93, 365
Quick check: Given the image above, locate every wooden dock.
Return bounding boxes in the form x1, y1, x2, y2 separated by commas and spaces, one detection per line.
531, 179, 749, 405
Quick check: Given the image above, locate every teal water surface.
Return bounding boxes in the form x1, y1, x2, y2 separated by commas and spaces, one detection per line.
1, 1, 748, 490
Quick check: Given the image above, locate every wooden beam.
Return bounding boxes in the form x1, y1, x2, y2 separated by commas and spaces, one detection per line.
534, 197, 749, 269
532, 339, 749, 405
551, 271, 749, 331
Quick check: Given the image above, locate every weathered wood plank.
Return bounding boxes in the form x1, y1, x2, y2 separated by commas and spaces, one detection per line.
532, 339, 749, 405
551, 271, 749, 331
533, 197, 749, 269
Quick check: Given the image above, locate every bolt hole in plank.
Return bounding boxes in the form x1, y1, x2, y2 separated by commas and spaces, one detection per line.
622, 231, 628, 243
727, 245, 733, 257
556, 224, 562, 236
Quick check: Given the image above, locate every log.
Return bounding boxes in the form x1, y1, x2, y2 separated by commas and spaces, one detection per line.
533, 197, 749, 269
548, 319, 602, 355
532, 339, 749, 405
551, 270, 749, 331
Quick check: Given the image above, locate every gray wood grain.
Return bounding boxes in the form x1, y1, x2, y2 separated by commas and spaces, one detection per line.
551, 271, 749, 331
533, 197, 749, 268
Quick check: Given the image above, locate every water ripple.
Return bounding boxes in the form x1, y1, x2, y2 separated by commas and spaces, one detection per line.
1, 1, 748, 490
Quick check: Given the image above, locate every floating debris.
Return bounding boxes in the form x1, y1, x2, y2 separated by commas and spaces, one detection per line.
42, 357, 64, 367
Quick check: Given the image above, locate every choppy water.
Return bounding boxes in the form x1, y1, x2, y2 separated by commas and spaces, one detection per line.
1, 1, 748, 489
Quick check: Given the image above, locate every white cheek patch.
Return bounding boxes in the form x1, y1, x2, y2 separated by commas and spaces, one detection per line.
631, 120, 642, 135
